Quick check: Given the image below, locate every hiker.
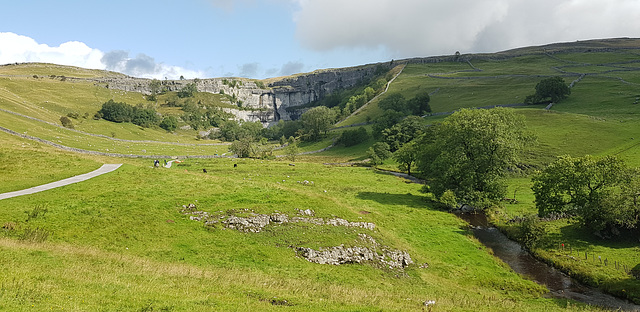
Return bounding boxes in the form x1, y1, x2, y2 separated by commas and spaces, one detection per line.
203, 169, 208, 173
154, 160, 160, 168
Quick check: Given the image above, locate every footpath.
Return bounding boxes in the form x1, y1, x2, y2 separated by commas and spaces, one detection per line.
0, 164, 122, 200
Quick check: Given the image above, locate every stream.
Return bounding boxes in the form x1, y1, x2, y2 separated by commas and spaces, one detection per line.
459, 212, 639, 311
379, 169, 640, 311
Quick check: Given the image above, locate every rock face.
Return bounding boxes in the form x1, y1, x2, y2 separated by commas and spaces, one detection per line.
93, 64, 387, 124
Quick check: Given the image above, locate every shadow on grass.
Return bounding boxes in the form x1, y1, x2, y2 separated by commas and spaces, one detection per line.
356, 191, 428, 209
372, 169, 427, 184
559, 223, 640, 250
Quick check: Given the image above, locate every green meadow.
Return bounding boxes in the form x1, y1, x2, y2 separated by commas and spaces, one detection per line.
1, 40, 640, 310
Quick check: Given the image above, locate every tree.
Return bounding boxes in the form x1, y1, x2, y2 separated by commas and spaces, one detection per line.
301, 106, 336, 141
532, 155, 639, 234
159, 116, 178, 132
230, 138, 255, 158
526, 76, 570, 104
131, 105, 160, 128
366, 142, 392, 165
363, 87, 376, 102
406, 93, 431, 116
97, 100, 133, 123
393, 140, 419, 176
59, 116, 74, 129
178, 82, 197, 98
378, 93, 406, 113
148, 79, 161, 101
381, 115, 426, 152
372, 109, 405, 138
336, 127, 369, 147
417, 108, 532, 208
285, 139, 300, 162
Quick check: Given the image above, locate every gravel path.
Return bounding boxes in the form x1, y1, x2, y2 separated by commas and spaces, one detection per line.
0, 164, 122, 200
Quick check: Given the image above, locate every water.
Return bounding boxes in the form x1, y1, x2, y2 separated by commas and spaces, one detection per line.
458, 212, 640, 311
378, 169, 639, 310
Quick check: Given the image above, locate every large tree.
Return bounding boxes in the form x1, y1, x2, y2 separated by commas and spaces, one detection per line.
526, 76, 571, 104
417, 108, 533, 207
393, 140, 419, 176
381, 115, 426, 152
406, 93, 431, 116
378, 93, 407, 113
532, 155, 640, 234
301, 106, 336, 141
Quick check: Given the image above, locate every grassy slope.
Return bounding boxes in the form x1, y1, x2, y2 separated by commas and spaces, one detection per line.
332, 45, 640, 304
0, 147, 576, 311
0, 131, 101, 193
1, 42, 640, 310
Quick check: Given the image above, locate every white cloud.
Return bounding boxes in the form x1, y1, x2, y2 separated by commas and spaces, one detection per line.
0, 32, 203, 79
292, 0, 640, 57
0, 32, 104, 69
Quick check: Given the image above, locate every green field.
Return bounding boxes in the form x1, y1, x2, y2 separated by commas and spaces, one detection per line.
1, 40, 640, 310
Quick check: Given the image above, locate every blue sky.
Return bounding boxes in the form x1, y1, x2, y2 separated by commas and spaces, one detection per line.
1, 0, 639, 79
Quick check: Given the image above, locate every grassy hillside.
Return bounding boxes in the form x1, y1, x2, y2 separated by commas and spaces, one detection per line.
1, 39, 640, 310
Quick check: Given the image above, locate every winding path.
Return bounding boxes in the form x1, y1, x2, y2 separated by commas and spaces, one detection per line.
0, 164, 122, 200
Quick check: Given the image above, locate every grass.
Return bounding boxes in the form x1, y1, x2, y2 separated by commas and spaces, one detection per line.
0, 131, 100, 193
0, 62, 126, 78
0, 111, 230, 156
0, 155, 579, 311
2, 46, 640, 310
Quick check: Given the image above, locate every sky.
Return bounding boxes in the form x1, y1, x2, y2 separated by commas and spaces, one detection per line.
1, 0, 639, 80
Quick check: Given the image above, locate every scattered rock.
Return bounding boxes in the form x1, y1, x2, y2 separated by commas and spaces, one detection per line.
223, 214, 271, 233
296, 208, 315, 216
326, 218, 376, 230
290, 216, 325, 225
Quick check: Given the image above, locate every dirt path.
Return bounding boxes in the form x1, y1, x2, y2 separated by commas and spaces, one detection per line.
0, 164, 122, 200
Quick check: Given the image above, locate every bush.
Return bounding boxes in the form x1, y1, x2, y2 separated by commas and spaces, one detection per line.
59, 116, 74, 129
98, 100, 133, 123
131, 106, 160, 128
159, 116, 178, 132
177, 82, 197, 98
336, 127, 369, 147
517, 215, 547, 250
378, 93, 407, 113
366, 142, 392, 165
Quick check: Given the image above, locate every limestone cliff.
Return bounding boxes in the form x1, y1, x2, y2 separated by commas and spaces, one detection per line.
94, 63, 387, 124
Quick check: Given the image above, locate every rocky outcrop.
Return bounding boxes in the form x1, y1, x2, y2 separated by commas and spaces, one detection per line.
93, 64, 388, 124
294, 232, 414, 269
180, 204, 413, 270
181, 205, 376, 233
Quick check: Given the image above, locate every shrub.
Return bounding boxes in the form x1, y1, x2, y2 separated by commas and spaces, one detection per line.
98, 100, 133, 123
131, 106, 160, 128
517, 215, 547, 250
59, 116, 74, 129
366, 142, 392, 165
336, 127, 369, 147
159, 116, 178, 132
